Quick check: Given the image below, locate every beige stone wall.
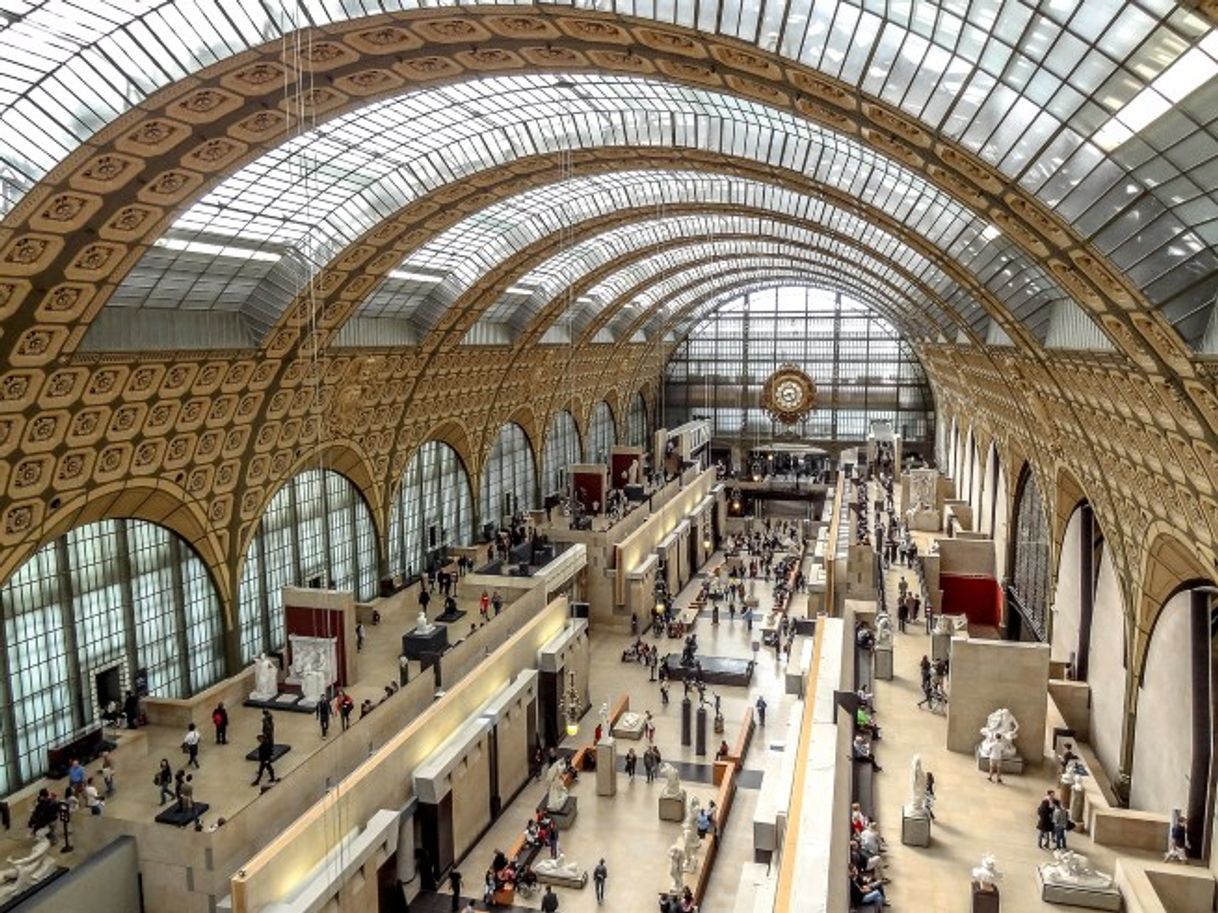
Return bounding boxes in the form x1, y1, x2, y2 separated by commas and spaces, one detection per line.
945, 638, 1050, 763
452, 738, 492, 860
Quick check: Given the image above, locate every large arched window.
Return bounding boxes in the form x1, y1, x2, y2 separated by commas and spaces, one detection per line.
389, 442, 473, 580
1009, 466, 1051, 641
481, 423, 537, 531
585, 402, 616, 463
0, 519, 223, 792
238, 469, 378, 662
664, 287, 934, 442
542, 411, 581, 498
626, 394, 649, 448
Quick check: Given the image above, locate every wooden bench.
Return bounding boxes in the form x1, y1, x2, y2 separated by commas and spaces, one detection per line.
853, 758, 876, 821
609, 694, 630, 728
723, 708, 754, 769
562, 746, 593, 785
691, 764, 738, 905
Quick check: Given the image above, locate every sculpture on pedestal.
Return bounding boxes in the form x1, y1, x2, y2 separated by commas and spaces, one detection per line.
667, 841, 686, 894
876, 613, 893, 648
545, 760, 570, 810
250, 653, 278, 700
658, 763, 684, 799
599, 701, 610, 736
933, 614, 951, 635
415, 610, 435, 635
628, 459, 640, 485
908, 755, 928, 817
971, 853, 1003, 891
1039, 850, 1114, 889
535, 853, 585, 880
978, 709, 1020, 759
0, 832, 58, 904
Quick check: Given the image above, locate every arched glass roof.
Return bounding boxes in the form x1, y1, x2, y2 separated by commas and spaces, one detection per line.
6, 4, 1217, 346
105, 73, 1069, 346
477, 214, 958, 341
544, 231, 957, 343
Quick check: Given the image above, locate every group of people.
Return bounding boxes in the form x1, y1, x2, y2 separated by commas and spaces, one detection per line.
849, 807, 891, 909
916, 655, 949, 713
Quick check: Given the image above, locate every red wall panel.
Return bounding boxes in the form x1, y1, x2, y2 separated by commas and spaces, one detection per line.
939, 573, 1002, 628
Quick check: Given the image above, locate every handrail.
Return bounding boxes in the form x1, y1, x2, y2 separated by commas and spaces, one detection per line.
773, 618, 826, 913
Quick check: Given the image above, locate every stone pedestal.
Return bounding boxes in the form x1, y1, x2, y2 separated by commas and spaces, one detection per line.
1069, 784, 1086, 824
931, 630, 952, 663
901, 806, 931, 846
975, 747, 1025, 774
1036, 868, 1121, 910
596, 739, 616, 797
681, 697, 692, 746
402, 626, 448, 661
875, 645, 893, 681
971, 883, 1000, 913
543, 796, 578, 830
659, 792, 686, 822
695, 706, 707, 756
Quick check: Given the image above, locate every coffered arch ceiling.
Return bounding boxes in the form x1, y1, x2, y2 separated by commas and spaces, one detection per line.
1, 5, 1215, 379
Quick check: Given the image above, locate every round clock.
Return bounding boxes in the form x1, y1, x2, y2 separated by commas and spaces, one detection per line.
761, 364, 817, 425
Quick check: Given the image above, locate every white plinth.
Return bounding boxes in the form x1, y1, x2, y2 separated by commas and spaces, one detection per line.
659, 793, 686, 821
596, 739, 616, 797
975, 746, 1025, 774
1037, 868, 1121, 910
875, 645, 893, 681
931, 630, 953, 662
901, 806, 931, 846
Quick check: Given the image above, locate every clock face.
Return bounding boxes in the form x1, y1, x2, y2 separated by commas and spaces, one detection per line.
761, 365, 817, 424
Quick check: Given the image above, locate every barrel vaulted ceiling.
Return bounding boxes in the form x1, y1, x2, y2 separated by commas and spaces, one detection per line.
3, 2, 1218, 649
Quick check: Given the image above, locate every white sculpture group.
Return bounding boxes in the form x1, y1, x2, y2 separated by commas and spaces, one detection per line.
979, 708, 1021, 760
415, 609, 435, 635
288, 635, 336, 705
0, 830, 58, 904
1040, 850, 1114, 889
681, 797, 703, 871
535, 853, 585, 882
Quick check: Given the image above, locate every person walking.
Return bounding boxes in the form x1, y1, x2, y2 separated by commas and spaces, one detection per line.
593, 858, 608, 904
338, 691, 354, 731
896, 599, 908, 633
356, 622, 366, 653
624, 748, 637, 780
492, 591, 503, 616
448, 869, 463, 912
261, 709, 275, 749
100, 751, 116, 796
644, 710, 656, 743
986, 735, 1007, 783
156, 759, 174, 805
643, 746, 657, 783
541, 885, 559, 912
182, 723, 201, 769
479, 590, 490, 622
212, 702, 229, 744
316, 695, 332, 738
1036, 791, 1057, 848
251, 734, 278, 787
755, 695, 767, 726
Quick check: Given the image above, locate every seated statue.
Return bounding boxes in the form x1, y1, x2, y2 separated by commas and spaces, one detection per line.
415, 610, 435, 635
0, 831, 58, 904
1040, 850, 1114, 889
250, 653, 278, 700
979, 708, 1020, 759
658, 762, 684, 800
544, 760, 569, 810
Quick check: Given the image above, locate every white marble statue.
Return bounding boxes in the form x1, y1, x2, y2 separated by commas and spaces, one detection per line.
1039, 850, 1114, 889
979, 708, 1021, 759
616, 710, 643, 731
545, 760, 569, 811
875, 613, 893, 648
909, 754, 928, 817
0, 831, 58, 904
683, 797, 702, 836
415, 609, 435, 635
932, 614, 951, 635
971, 853, 1003, 891
682, 824, 701, 871
535, 853, 584, 880
628, 459, 640, 485
250, 653, 278, 700
667, 841, 686, 893
288, 635, 337, 701
599, 701, 610, 735
658, 762, 684, 799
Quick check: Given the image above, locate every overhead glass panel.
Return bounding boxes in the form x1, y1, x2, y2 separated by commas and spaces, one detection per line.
101, 74, 1065, 347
